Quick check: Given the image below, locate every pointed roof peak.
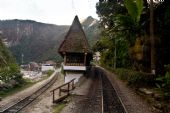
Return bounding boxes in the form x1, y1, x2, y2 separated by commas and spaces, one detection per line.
72, 15, 79, 24
75, 15, 78, 19
58, 15, 90, 54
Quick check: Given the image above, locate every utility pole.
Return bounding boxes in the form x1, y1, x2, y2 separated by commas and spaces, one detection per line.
21, 53, 24, 64
147, 0, 164, 74
150, 0, 155, 74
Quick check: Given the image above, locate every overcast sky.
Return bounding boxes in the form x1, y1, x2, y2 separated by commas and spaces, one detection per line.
0, 0, 99, 25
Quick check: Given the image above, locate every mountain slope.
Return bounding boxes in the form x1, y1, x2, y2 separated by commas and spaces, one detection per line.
0, 20, 69, 63
0, 17, 99, 64
82, 16, 100, 47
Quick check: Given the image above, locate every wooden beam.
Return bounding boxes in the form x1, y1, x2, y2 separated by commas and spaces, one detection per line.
64, 53, 66, 65
84, 53, 87, 65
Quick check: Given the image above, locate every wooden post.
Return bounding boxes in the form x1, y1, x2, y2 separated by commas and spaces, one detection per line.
64, 53, 66, 65
72, 81, 74, 89
59, 88, 61, 96
150, 0, 155, 74
68, 83, 70, 95
84, 53, 87, 65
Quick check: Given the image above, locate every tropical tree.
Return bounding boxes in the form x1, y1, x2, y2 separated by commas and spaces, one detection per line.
0, 35, 23, 85
124, 0, 143, 23
95, 0, 132, 68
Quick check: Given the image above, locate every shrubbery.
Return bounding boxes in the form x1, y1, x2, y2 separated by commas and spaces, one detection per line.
47, 70, 54, 76
156, 72, 170, 97
154, 64, 170, 97
113, 68, 154, 87
0, 64, 24, 89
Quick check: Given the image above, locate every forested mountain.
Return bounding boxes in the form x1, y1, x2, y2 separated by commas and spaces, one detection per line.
0, 16, 99, 64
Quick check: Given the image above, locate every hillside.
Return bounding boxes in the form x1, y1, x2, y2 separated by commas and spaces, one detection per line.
0, 35, 16, 68
82, 16, 100, 46
0, 17, 100, 64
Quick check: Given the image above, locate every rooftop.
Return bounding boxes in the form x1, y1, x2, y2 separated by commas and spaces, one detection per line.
58, 15, 90, 54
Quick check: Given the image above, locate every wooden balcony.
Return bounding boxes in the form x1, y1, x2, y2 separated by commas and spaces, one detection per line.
65, 63, 84, 66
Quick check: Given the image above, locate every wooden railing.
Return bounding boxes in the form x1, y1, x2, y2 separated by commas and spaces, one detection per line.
65, 63, 84, 66
50, 78, 76, 103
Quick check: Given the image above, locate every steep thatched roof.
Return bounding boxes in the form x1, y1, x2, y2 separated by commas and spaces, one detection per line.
58, 15, 90, 54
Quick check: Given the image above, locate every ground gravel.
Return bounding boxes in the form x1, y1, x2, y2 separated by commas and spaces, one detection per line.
100, 66, 154, 113
20, 73, 64, 113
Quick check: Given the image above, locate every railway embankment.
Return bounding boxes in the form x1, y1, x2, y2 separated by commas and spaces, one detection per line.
60, 66, 153, 113
0, 69, 60, 112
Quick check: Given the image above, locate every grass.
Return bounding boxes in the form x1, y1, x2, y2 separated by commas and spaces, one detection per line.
0, 80, 35, 98
0, 73, 52, 98
47, 70, 55, 76
53, 103, 65, 113
101, 64, 154, 87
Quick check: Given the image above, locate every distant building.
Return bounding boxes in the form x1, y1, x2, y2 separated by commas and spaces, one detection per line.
44, 60, 56, 66
41, 65, 55, 72
93, 51, 101, 64
29, 62, 40, 71
41, 60, 55, 72
58, 15, 92, 83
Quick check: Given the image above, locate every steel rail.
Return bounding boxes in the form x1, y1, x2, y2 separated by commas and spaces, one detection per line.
100, 69, 128, 113
1, 73, 58, 113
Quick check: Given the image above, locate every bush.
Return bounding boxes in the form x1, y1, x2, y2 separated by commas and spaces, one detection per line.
0, 64, 24, 87
114, 68, 154, 87
165, 64, 170, 72
47, 70, 54, 76
156, 72, 170, 97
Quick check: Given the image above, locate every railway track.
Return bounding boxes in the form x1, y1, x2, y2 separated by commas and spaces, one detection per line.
69, 67, 102, 113
1, 73, 58, 113
101, 70, 127, 113
72, 67, 127, 113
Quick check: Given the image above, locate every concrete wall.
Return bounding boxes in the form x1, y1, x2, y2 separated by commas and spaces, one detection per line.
64, 71, 84, 83
63, 65, 86, 71
41, 65, 54, 72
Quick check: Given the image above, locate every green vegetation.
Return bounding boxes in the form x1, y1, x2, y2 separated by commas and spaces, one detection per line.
95, 1, 170, 109
0, 40, 20, 77
156, 72, 170, 97
47, 70, 54, 76
0, 72, 53, 97
53, 103, 65, 113
104, 65, 154, 87
0, 36, 25, 97
0, 64, 22, 83
0, 79, 34, 97
155, 65, 170, 97
114, 68, 154, 87
95, 0, 170, 72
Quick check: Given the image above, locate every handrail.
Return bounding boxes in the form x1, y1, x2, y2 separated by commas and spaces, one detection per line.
51, 78, 76, 103
50, 78, 76, 92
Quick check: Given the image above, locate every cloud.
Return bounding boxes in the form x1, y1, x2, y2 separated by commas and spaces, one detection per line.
0, 0, 98, 25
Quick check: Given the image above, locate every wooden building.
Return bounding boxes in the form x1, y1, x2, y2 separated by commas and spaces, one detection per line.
58, 15, 92, 82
